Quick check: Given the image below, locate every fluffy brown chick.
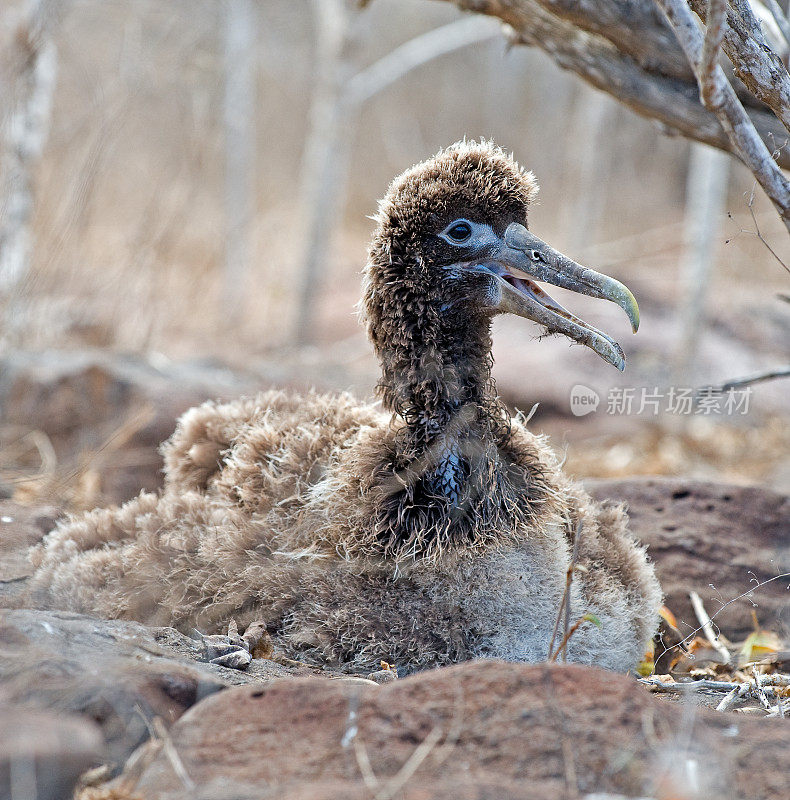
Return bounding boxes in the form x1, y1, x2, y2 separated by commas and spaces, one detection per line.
24, 141, 661, 673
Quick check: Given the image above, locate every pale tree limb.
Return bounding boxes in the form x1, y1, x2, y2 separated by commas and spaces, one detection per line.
439, 0, 790, 168
673, 143, 730, 385
293, 0, 351, 346
699, 0, 727, 108
346, 15, 500, 105
560, 90, 614, 254
687, 0, 790, 134
222, 0, 256, 318
761, 0, 790, 50
0, 0, 58, 298
656, 0, 790, 232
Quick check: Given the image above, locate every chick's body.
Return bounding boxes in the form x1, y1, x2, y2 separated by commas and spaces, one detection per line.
25, 141, 661, 672
28, 389, 658, 673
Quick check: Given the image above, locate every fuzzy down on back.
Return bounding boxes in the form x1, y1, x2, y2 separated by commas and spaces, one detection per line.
25, 390, 662, 673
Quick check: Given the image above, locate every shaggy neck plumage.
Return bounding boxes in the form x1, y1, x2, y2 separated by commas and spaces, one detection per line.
368, 278, 515, 523
376, 309, 504, 446
367, 296, 537, 561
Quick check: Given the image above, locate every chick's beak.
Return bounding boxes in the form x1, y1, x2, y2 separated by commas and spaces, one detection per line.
485, 222, 640, 371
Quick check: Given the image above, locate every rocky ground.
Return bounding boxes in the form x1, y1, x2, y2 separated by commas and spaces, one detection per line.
1, 473, 788, 800
0, 347, 788, 798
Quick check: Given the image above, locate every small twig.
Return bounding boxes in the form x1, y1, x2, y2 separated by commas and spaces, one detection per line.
352, 735, 380, 793
151, 718, 195, 792
548, 519, 583, 661
727, 213, 790, 275
763, 0, 790, 50
699, 0, 727, 107
705, 365, 790, 392
549, 613, 598, 663
743, 186, 790, 274
563, 520, 583, 663
689, 590, 731, 664
374, 725, 444, 800
429, 680, 465, 768
715, 686, 740, 711
654, 572, 790, 665
752, 665, 773, 711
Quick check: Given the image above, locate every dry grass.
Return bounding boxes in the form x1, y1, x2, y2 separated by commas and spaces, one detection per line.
563, 415, 790, 488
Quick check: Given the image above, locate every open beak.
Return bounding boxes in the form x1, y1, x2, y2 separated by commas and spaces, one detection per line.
477, 222, 639, 371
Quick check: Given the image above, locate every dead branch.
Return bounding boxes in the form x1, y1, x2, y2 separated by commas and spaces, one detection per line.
656, 0, 790, 232
532, 0, 693, 81
345, 15, 499, 105
762, 0, 790, 50
640, 676, 782, 697
642, 677, 742, 691
440, 0, 790, 169
699, 0, 727, 108
547, 518, 582, 661
707, 364, 790, 391
151, 718, 195, 792
689, 590, 731, 664
751, 665, 773, 711
690, 0, 790, 134
715, 685, 742, 710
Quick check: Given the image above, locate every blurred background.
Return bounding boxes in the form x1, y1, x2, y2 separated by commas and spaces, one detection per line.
1, 0, 788, 509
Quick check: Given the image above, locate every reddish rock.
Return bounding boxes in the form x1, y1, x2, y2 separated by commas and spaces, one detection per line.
128, 660, 789, 800
0, 609, 323, 770
587, 477, 790, 640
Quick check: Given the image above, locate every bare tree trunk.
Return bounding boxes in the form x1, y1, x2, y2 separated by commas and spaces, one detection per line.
0, 0, 57, 308
674, 142, 730, 383
560, 89, 614, 254
293, 12, 500, 345
293, 0, 351, 347
222, 0, 256, 319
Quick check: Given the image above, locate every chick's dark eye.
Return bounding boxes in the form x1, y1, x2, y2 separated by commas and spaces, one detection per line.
447, 221, 472, 242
